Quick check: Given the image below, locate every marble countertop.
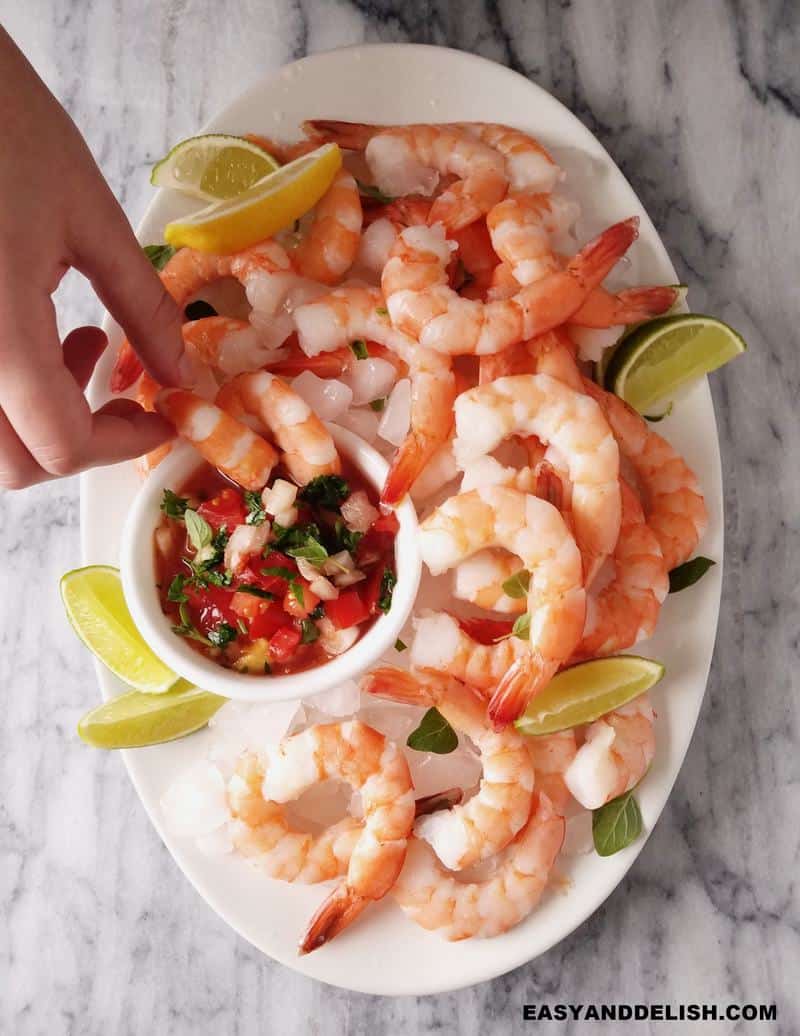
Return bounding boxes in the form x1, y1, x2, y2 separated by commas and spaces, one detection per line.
1, 2, 797, 1033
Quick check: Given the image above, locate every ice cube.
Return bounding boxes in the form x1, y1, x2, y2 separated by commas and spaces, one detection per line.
291, 371, 353, 420
160, 762, 229, 838
378, 378, 411, 446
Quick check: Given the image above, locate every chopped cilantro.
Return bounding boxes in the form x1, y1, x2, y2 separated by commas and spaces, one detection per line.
375, 305, 389, 317
300, 619, 320, 644
166, 573, 189, 603
309, 602, 325, 620
378, 567, 397, 613
299, 474, 350, 511
355, 180, 395, 205
349, 339, 369, 360
394, 638, 407, 652
207, 622, 238, 648
369, 397, 386, 412
171, 602, 212, 645
160, 488, 189, 519
333, 519, 363, 554
244, 490, 267, 525
260, 565, 297, 582
235, 584, 275, 599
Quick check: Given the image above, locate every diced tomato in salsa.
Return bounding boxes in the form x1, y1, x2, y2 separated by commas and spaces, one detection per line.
324, 589, 370, 629
197, 487, 247, 530
249, 603, 291, 641
283, 583, 320, 619
362, 562, 390, 616
269, 624, 302, 662
184, 584, 238, 633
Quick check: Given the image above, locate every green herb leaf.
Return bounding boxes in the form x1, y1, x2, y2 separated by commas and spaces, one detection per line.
644, 402, 674, 423
407, 708, 458, 754
236, 618, 249, 635
512, 612, 531, 640
502, 569, 530, 599
171, 602, 212, 645
333, 519, 362, 554
143, 243, 176, 271
160, 488, 189, 519
184, 509, 213, 552
375, 306, 389, 317
166, 573, 189, 603
369, 397, 386, 412
355, 180, 395, 205
394, 638, 407, 652
290, 581, 304, 607
309, 602, 325, 620
244, 490, 267, 525
272, 521, 323, 552
378, 567, 397, 613
260, 565, 297, 582
287, 536, 329, 564
349, 339, 369, 360
184, 299, 217, 321
192, 566, 232, 589
592, 789, 643, 856
207, 622, 238, 648
300, 619, 320, 644
668, 556, 715, 594
235, 584, 275, 600
299, 474, 350, 511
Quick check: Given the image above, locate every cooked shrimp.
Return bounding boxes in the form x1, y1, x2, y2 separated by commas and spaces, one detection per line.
487, 193, 580, 286
293, 284, 410, 358
525, 730, 577, 815
564, 695, 656, 809
304, 121, 508, 230
410, 611, 530, 694
133, 371, 172, 477
418, 486, 585, 728
155, 388, 278, 490
453, 548, 529, 614
573, 480, 668, 660
246, 720, 414, 954
394, 791, 564, 941
363, 668, 535, 869
454, 373, 620, 585
582, 379, 708, 570
268, 338, 407, 380
450, 122, 563, 193
228, 752, 362, 883
381, 218, 639, 355
215, 370, 340, 485
181, 316, 289, 377
290, 169, 362, 284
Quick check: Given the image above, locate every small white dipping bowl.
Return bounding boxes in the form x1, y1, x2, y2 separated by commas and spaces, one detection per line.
120, 424, 421, 703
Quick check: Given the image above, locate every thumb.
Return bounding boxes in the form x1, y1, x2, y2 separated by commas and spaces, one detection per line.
70, 177, 189, 388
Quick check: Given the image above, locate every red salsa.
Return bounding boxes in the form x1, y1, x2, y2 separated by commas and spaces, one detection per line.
154, 461, 398, 675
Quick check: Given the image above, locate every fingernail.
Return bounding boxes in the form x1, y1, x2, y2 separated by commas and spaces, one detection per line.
178, 353, 197, 388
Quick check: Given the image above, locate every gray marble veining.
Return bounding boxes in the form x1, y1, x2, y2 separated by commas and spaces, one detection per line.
1, 1, 798, 1033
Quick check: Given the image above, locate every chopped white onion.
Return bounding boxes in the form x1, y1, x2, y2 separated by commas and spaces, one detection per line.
336, 406, 381, 443
309, 574, 339, 600
332, 568, 366, 587
340, 490, 379, 533
261, 478, 297, 516
290, 371, 353, 420
317, 617, 360, 655
224, 522, 270, 574
378, 378, 411, 446
321, 550, 355, 576
273, 506, 298, 528
343, 356, 398, 406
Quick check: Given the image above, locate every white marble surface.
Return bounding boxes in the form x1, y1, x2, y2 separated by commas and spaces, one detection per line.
1, 1, 798, 1033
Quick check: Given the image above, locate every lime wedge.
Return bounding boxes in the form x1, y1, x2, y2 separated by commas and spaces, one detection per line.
60, 565, 177, 694
515, 655, 665, 736
594, 285, 688, 388
78, 680, 226, 748
151, 134, 280, 202
604, 313, 746, 412
164, 142, 342, 255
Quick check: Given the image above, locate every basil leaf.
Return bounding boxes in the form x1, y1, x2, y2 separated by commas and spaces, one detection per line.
668, 556, 715, 593
287, 536, 328, 564
369, 397, 386, 412
394, 638, 407, 652
378, 567, 396, 613
644, 402, 674, 423
184, 509, 213, 552
166, 573, 189, 602
502, 569, 530, 599
355, 179, 394, 205
235, 584, 275, 599
333, 519, 362, 554
160, 488, 189, 519
299, 475, 350, 511
300, 619, 320, 644
512, 612, 531, 640
290, 581, 304, 607
244, 490, 267, 525
207, 622, 238, 648
272, 521, 323, 552
192, 566, 232, 589
592, 789, 643, 856
143, 243, 176, 271
184, 299, 217, 321
349, 339, 369, 360
407, 708, 458, 754
171, 602, 212, 645
260, 565, 297, 582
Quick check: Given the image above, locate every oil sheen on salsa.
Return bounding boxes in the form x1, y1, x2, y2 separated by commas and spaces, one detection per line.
155, 460, 398, 676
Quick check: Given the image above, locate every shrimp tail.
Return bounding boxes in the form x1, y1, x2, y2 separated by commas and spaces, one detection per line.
298, 885, 369, 955
569, 216, 639, 291
606, 285, 678, 323
362, 666, 430, 707
488, 655, 538, 730
381, 434, 436, 506
110, 339, 143, 393
269, 343, 350, 378
534, 460, 566, 511
302, 120, 383, 151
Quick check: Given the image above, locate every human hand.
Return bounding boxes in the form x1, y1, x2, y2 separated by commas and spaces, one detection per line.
0, 28, 187, 489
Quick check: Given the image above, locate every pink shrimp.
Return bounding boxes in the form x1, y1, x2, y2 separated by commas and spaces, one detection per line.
486, 193, 580, 285
381, 218, 639, 355
155, 388, 278, 490
582, 379, 708, 570
290, 169, 363, 284
526, 729, 578, 815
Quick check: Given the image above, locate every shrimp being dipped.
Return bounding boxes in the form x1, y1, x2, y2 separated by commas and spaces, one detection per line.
181, 316, 289, 377
215, 371, 341, 485
382, 217, 639, 356
454, 373, 620, 585
363, 668, 535, 869
582, 379, 708, 570
417, 486, 585, 728
564, 696, 656, 810
394, 792, 564, 941
233, 720, 415, 954
155, 389, 279, 490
